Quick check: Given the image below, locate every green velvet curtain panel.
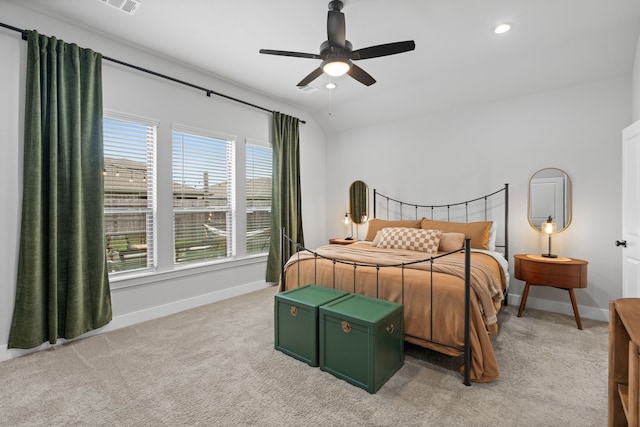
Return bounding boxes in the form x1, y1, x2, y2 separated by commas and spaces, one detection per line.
8, 31, 112, 349
265, 112, 304, 283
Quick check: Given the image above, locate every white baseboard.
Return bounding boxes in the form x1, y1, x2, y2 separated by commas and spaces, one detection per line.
507, 293, 609, 323
108, 280, 272, 330
0, 281, 272, 363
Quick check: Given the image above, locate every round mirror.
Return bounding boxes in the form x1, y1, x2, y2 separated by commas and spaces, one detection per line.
528, 168, 572, 232
349, 180, 369, 225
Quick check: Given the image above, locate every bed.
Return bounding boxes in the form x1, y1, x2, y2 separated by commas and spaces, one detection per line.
280, 185, 509, 384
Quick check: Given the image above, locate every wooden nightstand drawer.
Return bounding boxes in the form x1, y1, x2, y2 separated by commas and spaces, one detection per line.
519, 271, 583, 288
519, 261, 582, 277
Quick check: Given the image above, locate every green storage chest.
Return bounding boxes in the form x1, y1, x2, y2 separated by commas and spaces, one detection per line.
319, 294, 404, 394
274, 285, 349, 366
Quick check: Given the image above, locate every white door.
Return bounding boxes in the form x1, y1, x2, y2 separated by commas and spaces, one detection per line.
621, 120, 640, 298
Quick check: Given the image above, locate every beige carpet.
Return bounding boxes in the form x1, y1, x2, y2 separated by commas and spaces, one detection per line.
0, 286, 608, 426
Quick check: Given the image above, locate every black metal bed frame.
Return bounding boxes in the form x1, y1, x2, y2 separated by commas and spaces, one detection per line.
280, 184, 509, 386
373, 184, 509, 262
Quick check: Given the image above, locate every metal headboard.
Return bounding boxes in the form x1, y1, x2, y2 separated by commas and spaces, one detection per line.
373, 184, 509, 261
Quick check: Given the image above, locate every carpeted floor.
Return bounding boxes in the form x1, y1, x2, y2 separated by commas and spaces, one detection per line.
0, 286, 608, 426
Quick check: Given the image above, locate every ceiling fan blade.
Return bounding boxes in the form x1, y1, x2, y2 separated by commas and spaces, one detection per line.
350, 41, 416, 60
297, 67, 325, 87
347, 64, 376, 86
327, 10, 346, 48
259, 49, 321, 60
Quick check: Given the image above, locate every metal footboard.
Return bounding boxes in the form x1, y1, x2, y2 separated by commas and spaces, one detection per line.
280, 229, 474, 386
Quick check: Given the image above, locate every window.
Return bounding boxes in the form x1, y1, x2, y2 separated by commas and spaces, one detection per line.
103, 112, 157, 274
172, 126, 235, 265
103, 115, 264, 276
246, 139, 272, 255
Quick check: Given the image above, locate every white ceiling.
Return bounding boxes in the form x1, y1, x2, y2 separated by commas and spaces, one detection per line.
8, 0, 640, 133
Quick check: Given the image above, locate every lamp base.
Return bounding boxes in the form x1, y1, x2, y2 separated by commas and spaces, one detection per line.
541, 253, 558, 258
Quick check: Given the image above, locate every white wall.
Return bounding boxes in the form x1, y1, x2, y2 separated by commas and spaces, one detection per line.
325, 77, 630, 322
633, 32, 640, 122
0, 3, 327, 360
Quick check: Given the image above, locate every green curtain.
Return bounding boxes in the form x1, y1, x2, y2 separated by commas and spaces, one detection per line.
265, 112, 304, 283
8, 31, 112, 349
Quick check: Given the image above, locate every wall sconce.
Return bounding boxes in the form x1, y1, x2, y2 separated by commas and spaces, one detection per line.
541, 215, 557, 258
344, 213, 354, 240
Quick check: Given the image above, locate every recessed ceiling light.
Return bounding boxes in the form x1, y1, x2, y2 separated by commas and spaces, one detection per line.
326, 82, 337, 90
494, 23, 511, 34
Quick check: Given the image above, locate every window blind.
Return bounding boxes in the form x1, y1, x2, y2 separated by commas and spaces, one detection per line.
103, 112, 157, 274
246, 139, 272, 255
172, 126, 235, 264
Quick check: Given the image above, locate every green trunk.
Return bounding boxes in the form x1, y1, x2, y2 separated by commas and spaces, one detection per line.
274, 285, 348, 366
319, 294, 404, 394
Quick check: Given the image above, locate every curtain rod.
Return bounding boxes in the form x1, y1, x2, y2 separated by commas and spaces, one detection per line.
0, 22, 306, 124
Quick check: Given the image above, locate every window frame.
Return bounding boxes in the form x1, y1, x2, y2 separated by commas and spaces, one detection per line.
245, 138, 272, 256
103, 110, 158, 276
171, 124, 237, 267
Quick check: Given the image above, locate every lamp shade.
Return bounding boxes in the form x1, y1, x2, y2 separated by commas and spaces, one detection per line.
541, 216, 556, 235
322, 58, 351, 77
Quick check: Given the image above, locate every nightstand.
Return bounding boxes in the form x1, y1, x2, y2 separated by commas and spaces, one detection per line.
513, 254, 588, 330
329, 238, 356, 245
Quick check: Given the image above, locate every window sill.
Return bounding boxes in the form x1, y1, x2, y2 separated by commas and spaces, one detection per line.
109, 253, 268, 290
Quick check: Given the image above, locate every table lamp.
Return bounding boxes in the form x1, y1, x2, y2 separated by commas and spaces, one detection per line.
541, 215, 557, 258
344, 213, 353, 240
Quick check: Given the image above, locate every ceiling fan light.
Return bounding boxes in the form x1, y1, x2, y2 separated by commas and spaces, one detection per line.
322, 59, 351, 77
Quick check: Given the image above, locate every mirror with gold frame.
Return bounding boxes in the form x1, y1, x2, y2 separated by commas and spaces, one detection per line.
349, 180, 369, 225
528, 168, 572, 232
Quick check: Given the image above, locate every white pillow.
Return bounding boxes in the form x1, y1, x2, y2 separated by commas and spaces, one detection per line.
488, 221, 497, 252
372, 230, 382, 246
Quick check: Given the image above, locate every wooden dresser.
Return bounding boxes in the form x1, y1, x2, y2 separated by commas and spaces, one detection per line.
609, 298, 640, 427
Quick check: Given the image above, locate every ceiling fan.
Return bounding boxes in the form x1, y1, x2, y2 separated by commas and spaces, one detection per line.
259, 0, 415, 87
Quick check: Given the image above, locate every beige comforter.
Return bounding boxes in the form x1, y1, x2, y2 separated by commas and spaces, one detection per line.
282, 243, 508, 383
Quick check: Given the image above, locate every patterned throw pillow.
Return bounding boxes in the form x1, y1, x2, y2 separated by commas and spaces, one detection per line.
376, 227, 442, 254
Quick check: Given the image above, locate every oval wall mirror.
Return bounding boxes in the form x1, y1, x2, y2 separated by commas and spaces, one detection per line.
528, 168, 572, 232
349, 180, 369, 225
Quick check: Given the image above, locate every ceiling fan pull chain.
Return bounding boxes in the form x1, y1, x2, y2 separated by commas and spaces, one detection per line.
328, 85, 333, 116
